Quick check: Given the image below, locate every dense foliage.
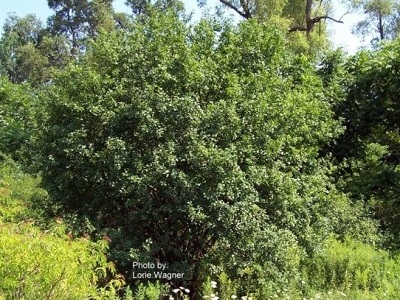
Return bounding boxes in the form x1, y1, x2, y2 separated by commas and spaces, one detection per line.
0, 77, 39, 161
32, 13, 368, 296
1, 1, 400, 299
328, 40, 400, 248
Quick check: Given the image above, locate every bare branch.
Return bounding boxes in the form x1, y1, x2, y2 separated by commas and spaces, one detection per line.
289, 14, 344, 33
338, 8, 352, 22
312, 15, 344, 24
219, 0, 251, 19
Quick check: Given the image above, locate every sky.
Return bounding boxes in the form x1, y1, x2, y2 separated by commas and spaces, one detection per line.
0, 0, 368, 54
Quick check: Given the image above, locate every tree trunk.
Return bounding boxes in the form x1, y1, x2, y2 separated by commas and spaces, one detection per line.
378, 13, 385, 40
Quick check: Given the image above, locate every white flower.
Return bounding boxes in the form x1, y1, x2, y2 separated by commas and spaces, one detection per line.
241, 297, 247, 300
211, 281, 217, 288
211, 297, 219, 300
231, 296, 238, 299
169, 296, 174, 300
185, 288, 190, 293
173, 289, 180, 293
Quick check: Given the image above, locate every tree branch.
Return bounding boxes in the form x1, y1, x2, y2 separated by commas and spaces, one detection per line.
219, 0, 251, 19
289, 15, 344, 33
312, 15, 344, 24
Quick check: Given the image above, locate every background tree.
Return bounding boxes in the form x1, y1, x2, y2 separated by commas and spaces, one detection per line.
47, 0, 115, 53
215, 0, 346, 33
0, 14, 71, 85
216, 0, 283, 19
126, 0, 185, 16
216, 0, 346, 53
352, 0, 400, 44
323, 41, 400, 248
0, 14, 44, 83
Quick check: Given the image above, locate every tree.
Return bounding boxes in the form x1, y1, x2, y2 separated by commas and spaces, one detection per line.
124, 0, 189, 24
325, 40, 400, 248
125, 0, 185, 16
36, 13, 364, 298
0, 14, 44, 83
352, 0, 400, 43
218, 0, 344, 34
0, 14, 72, 85
47, 0, 115, 53
216, 0, 347, 53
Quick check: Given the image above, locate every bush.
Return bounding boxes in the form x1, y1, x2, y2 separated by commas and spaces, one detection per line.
34, 14, 365, 298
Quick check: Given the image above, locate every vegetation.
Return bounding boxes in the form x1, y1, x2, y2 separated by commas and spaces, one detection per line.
352, 0, 400, 43
0, 162, 125, 299
1, 0, 400, 299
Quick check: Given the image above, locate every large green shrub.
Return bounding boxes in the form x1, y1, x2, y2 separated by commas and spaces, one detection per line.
34, 13, 369, 296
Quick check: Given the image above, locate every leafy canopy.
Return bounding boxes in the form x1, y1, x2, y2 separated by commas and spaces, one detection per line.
36, 12, 360, 294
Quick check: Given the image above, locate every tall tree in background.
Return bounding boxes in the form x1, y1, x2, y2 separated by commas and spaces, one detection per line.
47, 0, 115, 53
0, 14, 71, 85
216, 0, 346, 53
217, 0, 284, 19
218, 0, 344, 34
352, 0, 400, 43
125, 0, 185, 16
0, 1, 130, 84
0, 14, 43, 83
